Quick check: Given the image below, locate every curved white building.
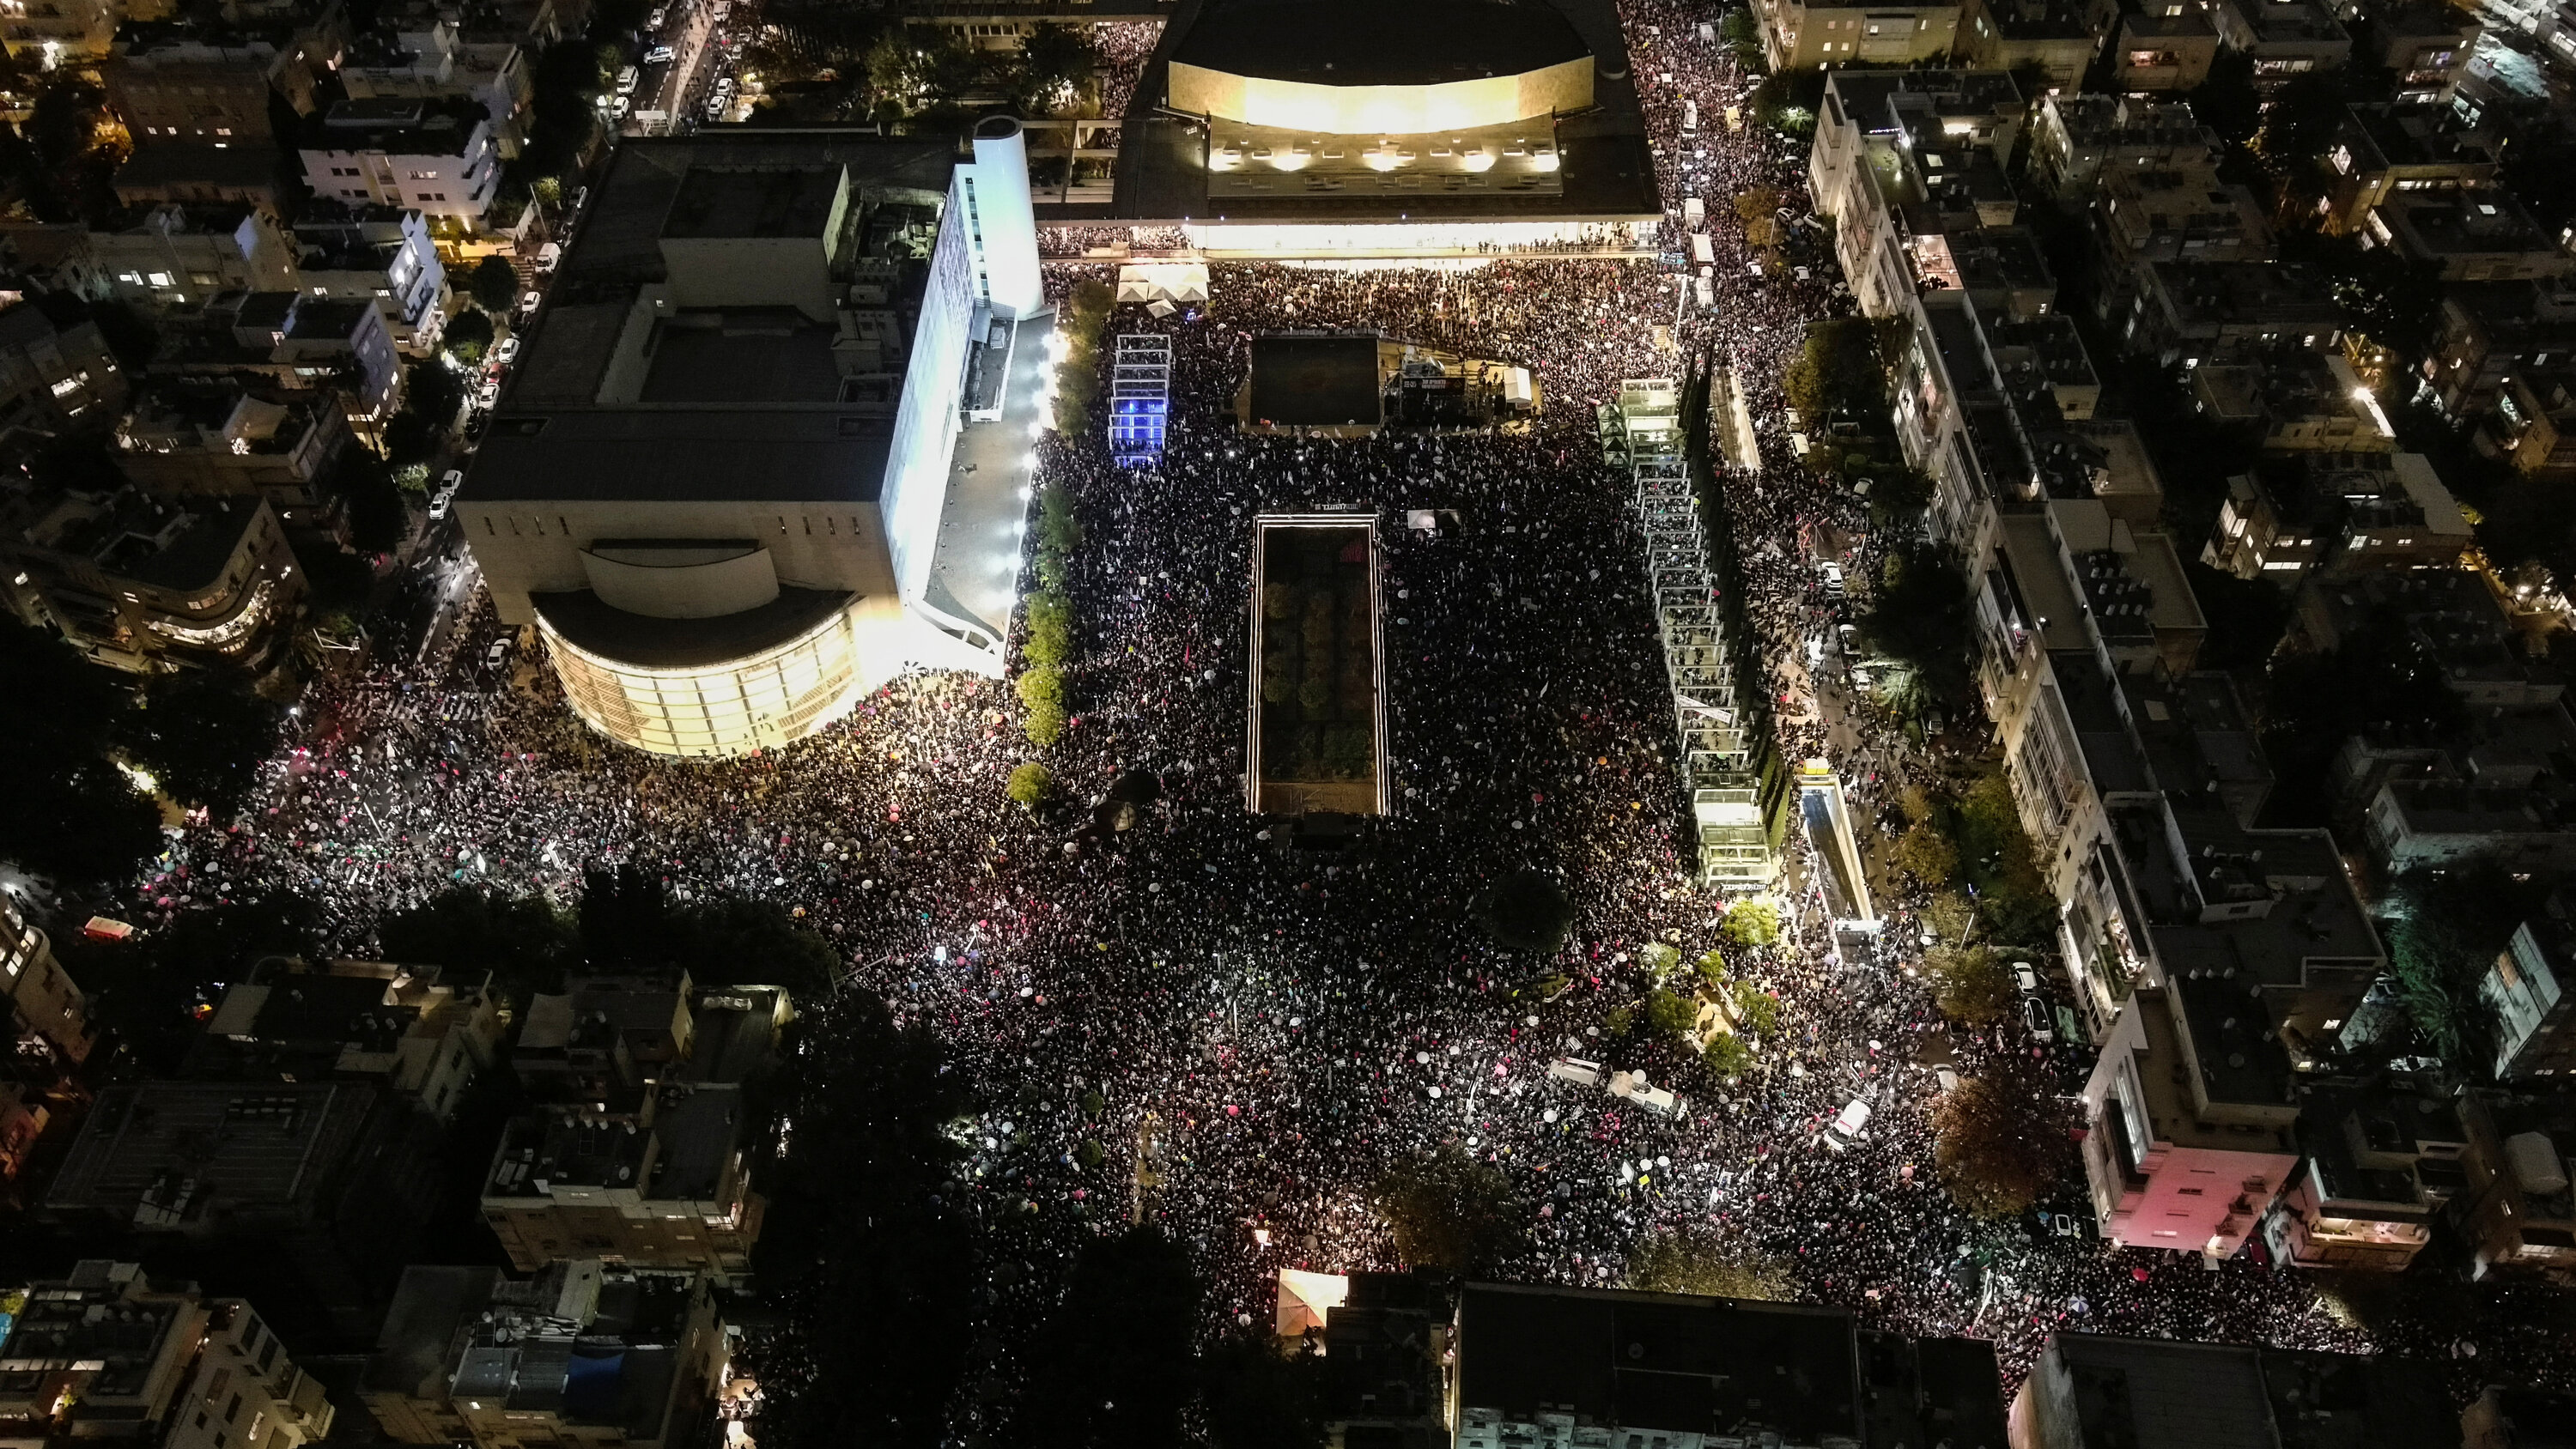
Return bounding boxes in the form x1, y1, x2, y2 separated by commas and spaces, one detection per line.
456, 127, 1047, 757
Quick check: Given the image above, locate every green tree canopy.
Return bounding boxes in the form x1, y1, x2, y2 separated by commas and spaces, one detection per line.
325, 446, 408, 553
444, 307, 495, 365
1925, 944, 2015, 1027
469, 255, 521, 313
1645, 986, 1697, 1039
1006, 761, 1054, 808
1933, 1058, 2076, 1218
1373, 1143, 1525, 1274
1782, 318, 1886, 428
0, 618, 162, 886
116, 671, 281, 820
57, 892, 321, 1073
2379, 862, 2549, 1076
1718, 897, 1782, 949
1857, 541, 1975, 706
743, 989, 975, 1446
1200, 1328, 1324, 1449
1012, 21, 1099, 113
1472, 868, 1575, 954
574, 863, 839, 999
376, 885, 578, 1006
1024, 1226, 1205, 1448
1891, 822, 1958, 888
1954, 773, 2052, 945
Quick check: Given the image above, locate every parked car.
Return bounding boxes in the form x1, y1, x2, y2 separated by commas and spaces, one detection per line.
644, 45, 676, 64
1819, 561, 1845, 599
476, 378, 501, 407
611, 94, 632, 119
2021, 996, 2055, 1044
519, 289, 543, 314
1823, 1098, 1872, 1150
706, 94, 729, 119
485, 638, 512, 670
616, 65, 640, 94
491, 336, 520, 364
1547, 1057, 1603, 1088
533, 240, 562, 272
2013, 961, 2039, 994
428, 469, 465, 518
647, 5, 667, 28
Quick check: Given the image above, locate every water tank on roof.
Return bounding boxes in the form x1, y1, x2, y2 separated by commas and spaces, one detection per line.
2506, 1131, 2569, 1197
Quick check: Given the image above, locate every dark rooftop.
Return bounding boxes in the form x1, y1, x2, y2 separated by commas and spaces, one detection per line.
461, 410, 891, 504
1249, 333, 1382, 427
1173, 0, 1589, 88
2050, 1335, 2276, 1449
365, 1264, 502, 1398
1456, 1282, 1862, 1444
487, 1109, 653, 1197
45, 1081, 380, 1226
1107, 0, 1656, 224
662, 166, 844, 239
1858, 1331, 2008, 1449
531, 585, 856, 670
113, 140, 286, 192
306, 97, 489, 156
2265, 1347, 2456, 1449
0, 1276, 185, 1403
644, 1082, 740, 1200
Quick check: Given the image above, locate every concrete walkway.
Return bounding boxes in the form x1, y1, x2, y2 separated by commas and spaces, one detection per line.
926, 311, 1058, 648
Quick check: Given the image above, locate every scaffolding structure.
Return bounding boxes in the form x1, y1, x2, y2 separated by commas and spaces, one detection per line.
1619, 378, 1778, 892
1109, 334, 1172, 467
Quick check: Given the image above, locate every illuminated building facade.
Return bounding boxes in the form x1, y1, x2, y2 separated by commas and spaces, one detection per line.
459, 127, 1047, 758
0, 483, 307, 675
2, 887, 90, 1184
1105, 0, 1660, 256
0, 1263, 333, 1449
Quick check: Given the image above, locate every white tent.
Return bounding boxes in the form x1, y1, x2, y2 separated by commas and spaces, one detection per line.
1274, 1269, 1349, 1337
1115, 261, 1212, 306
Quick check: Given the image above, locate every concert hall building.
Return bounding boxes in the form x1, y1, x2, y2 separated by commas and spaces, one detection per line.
1097, 0, 1662, 255
456, 124, 1049, 758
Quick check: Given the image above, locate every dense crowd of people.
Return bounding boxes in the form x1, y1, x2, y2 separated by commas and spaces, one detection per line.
110, 0, 2574, 1429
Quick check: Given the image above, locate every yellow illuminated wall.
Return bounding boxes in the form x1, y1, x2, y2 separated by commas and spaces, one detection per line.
540, 601, 867, 758
1170, 56, 1593, 134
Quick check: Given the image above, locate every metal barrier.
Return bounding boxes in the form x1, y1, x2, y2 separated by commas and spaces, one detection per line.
1617, 380, 1777, 892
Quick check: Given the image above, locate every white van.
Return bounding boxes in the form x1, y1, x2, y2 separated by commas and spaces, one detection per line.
616, 65, 640, 95
1547, 1057, 1603, 1088
1823, 1098, 1872, 1151
1608, 1070, 1686, 1119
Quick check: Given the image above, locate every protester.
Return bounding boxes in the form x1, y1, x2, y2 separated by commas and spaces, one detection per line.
113, 0, 2563, 1406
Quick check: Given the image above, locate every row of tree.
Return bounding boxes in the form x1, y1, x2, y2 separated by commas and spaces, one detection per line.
0, 619, 284, 888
